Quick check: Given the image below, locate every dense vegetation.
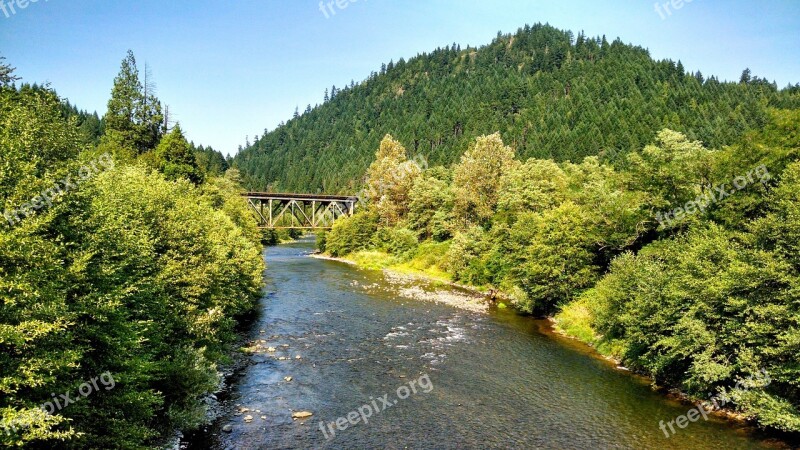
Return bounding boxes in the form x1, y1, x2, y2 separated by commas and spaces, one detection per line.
231, 23, 800, 432
0, 53, 265, 448
3, 20, 799, 447
233, 24, 800, 193
321, 105, 800, 433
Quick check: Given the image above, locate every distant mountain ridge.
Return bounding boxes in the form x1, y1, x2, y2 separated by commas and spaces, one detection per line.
233, 23, 800, 193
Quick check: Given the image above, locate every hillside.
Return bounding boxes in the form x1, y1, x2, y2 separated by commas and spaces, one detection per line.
233, 23, 800, 193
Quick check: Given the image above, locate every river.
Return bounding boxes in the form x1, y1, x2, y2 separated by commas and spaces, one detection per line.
185, 237, 790, 449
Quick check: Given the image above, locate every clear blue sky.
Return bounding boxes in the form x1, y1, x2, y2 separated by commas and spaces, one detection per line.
2, 0, 798, 156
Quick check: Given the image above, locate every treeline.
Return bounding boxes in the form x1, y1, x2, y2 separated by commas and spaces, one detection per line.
233, 23, 800, 193
321, 108, 800, 433
0, 54, 265, 448
6, 79, 230, 179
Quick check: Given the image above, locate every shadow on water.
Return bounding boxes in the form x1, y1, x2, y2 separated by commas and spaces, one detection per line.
183, 237, 798, 450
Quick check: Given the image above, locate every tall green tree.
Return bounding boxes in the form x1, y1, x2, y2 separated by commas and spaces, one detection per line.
104, 50, 164, 154
364, 135, 421, 226
452, 133, 515, 225
154, 124, 204, 184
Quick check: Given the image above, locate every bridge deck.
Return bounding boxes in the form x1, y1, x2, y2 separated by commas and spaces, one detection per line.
243, 192, 358, 202
242, 192, 358, 229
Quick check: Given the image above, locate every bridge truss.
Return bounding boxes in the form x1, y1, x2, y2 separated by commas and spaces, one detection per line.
243, 192, 358, 229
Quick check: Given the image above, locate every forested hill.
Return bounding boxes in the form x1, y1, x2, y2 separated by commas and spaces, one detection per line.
233, 23, 800, 193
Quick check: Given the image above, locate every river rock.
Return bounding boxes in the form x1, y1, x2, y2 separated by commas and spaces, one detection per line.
284, 376, 293, 382
222, 425, 233, 433
292, 411, 313, 419
244, 415, 253, 423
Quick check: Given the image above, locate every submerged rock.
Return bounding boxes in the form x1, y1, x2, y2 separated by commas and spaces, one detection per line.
291, 411, 313, 419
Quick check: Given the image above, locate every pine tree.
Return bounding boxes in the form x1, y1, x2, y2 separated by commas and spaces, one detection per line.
155, 124, 204, 184
740, 68, 752, 84
0, 55, 20, 86
104, 50, 164, 154
104, 50, 142, 150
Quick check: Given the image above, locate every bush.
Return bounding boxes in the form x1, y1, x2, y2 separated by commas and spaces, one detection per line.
386, 228, 418, 258
325, 210, 379, 257
316, 231, 328, 252
586, 223, 800, 431
261, 229, 280, 246
509, 204, 599, 314
0, 160, 265, 447
443, 226, 492, 285
371, 227, 418, 259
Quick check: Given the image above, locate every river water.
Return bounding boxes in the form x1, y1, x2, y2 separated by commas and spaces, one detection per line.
186, 238, 790, 449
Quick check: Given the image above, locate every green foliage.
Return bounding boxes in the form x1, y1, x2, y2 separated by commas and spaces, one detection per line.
1, 70, 264, 448
510, 203, 600, 314
261, 229, 281, 246
588, 224, 800, 430
404, 241, 451, 275
0, 56, 20, 86
452, 133, 515, 225
370, 227, 419, 260
364, 135, 422, 226
625, 129, 713, 217
154, 125, 205, 184
233, 24, 799, 193
192, 143, 229, 177
316, 231, 328, 252
325, 210, 379, 257
443, 225, 492, 285
553, 296, 602, 348
498, 158, 568, 216
104, 50, 164, 153
752, 161, 800, 269
408, 167, 454, 240
321, 111, 800, 434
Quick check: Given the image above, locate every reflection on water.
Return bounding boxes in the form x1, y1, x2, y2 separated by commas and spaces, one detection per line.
185, 237, 790, 449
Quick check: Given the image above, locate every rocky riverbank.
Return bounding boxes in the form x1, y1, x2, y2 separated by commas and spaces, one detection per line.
310, 253, 490, 313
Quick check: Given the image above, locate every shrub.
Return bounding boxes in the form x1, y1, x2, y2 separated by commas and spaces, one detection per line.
316, 231, 328, 252
325, 210, 379, 257
443, 226, 492, 285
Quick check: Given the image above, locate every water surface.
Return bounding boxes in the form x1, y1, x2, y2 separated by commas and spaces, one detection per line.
187, 238, 788, 449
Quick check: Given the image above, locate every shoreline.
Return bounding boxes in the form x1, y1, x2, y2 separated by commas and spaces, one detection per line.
310, 252, 491, 313
308, 251, 784, 439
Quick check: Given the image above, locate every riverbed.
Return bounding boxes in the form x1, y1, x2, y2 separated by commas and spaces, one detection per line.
184, 237, 789, 449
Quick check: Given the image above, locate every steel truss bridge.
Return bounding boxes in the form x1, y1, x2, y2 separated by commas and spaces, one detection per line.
243, 192, 358, 229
